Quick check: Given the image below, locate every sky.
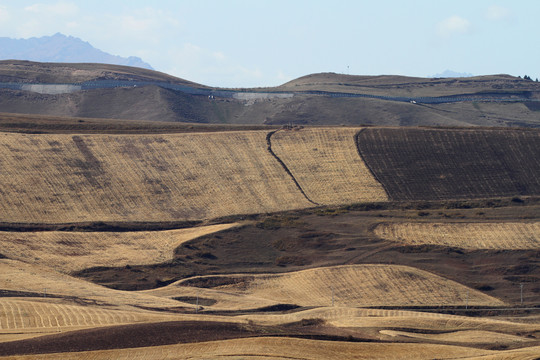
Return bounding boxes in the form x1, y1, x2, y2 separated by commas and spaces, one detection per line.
0, 0, 538, 87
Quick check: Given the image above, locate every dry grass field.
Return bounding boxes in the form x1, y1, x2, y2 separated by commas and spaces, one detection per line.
374, 222, 540, 250
142, 284, 281, 311
0, 131, 314, 223
0, 259, 181, 310
271, 127, 388, 204
0, 223, 240, 272
0, 298, 174, 341
380, 329, 532, 344
238, 306, 539, 333
175, 264, 503, 307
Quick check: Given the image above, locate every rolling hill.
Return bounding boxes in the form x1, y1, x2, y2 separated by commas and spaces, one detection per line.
0, 62, 539, 357
1, 61, 540, 127
0, 127, 537, 224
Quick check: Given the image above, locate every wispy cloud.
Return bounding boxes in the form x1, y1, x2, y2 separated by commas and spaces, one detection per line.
24, 2, 78, 16
437, 16, 471, 38
485, 5, 510, 21
0, 6, 9, 23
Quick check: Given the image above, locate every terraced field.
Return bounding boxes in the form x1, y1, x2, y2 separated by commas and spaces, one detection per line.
175, 265, 503, 307
356, 128, 540, 200
271, 127, 388, 204
374, 222, 540, 250
0, 223, 240, 272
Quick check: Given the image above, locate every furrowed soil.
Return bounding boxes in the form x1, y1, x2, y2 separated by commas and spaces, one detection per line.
0, 321, 290, 356
356, 127, 540, 200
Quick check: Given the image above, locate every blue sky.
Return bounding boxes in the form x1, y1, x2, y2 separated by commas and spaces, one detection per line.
0, 0, 538, 87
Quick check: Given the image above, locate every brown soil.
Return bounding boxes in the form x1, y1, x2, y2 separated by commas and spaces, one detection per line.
356, 127, 540, 200
75, 200, 540, 305
0, 320, 377, 356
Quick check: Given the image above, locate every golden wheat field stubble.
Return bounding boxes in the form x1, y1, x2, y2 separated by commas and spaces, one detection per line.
0, 259, 182, 310
271, 127, 388, 204
0, 223, 240, 272
174, 264, 503, 308
374, 222, 540, 249
0, 128, 387, 223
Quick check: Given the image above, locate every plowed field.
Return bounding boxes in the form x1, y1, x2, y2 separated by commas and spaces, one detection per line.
0, 336, 499, 360
356, 128, 540, 200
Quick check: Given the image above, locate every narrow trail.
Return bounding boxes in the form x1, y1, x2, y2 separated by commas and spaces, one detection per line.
266, 130, 319, 206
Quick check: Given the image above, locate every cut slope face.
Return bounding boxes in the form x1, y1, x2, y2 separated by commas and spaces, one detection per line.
356, 128, 540, 200
375, 222, 540, 250
0, 131, 312, 223
0, 223, 240, 272
271, 128, 388, 204
177, 265, 503, 307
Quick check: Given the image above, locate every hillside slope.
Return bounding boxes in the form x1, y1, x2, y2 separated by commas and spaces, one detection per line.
1, 61, 540, 127
357, 128, 540, 200
0, 127, 538, 224
175, 264, 503, 307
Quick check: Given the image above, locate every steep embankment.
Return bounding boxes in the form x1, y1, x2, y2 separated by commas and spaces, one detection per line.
0, 86, 236, 123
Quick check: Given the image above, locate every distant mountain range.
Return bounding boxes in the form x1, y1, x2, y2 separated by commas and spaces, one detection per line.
0, 33, 153, 70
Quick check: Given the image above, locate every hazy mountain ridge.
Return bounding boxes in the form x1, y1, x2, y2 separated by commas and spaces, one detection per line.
0, 33, 153, 70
